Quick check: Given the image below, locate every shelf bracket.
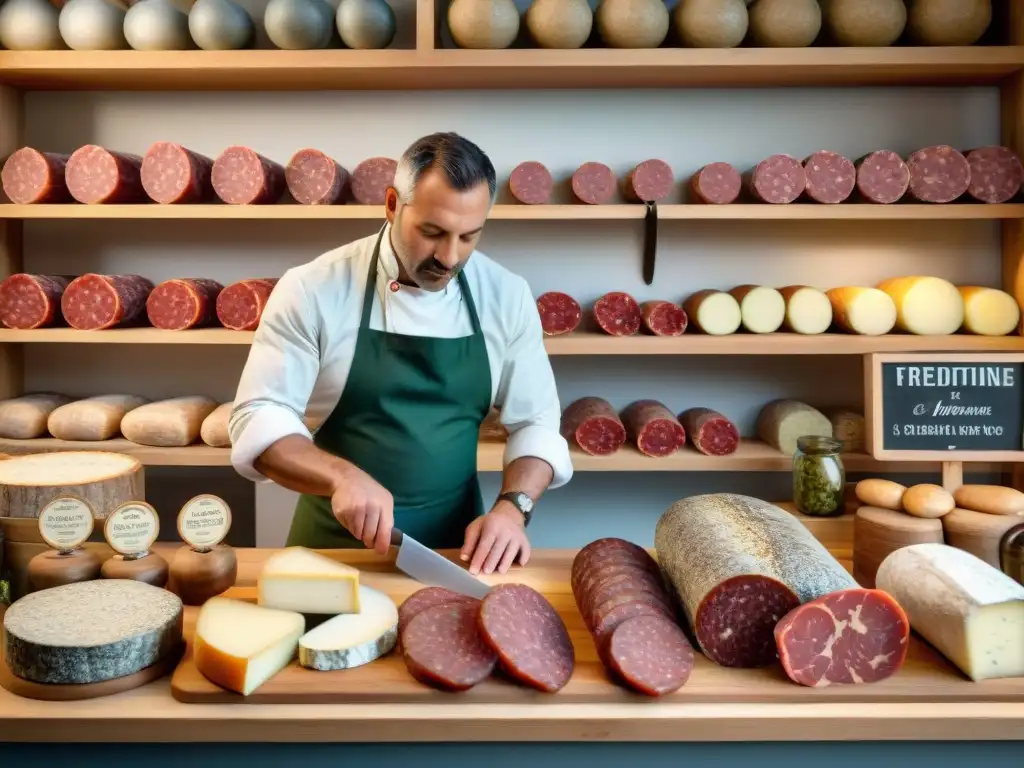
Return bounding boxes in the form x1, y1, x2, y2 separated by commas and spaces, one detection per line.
642, 202, 657, 285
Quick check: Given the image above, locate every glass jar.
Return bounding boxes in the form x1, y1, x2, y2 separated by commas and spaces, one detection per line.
1000, 522, 1024, 587
792, 435, 845, 517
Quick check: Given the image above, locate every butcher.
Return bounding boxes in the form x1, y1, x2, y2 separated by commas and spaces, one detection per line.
228, 132, 572, 575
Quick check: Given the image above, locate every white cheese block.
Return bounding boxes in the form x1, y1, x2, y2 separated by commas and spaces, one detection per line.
875, 543, 1024, 682
959, 286, 1021, 337
826, 286, 897, 336
258, 546, 361, 614
193, 597, 304, 696
730, 285, 786, 334
299, 584, 398, 671
684, 289, 742, 336
780, 285, 832, 335
877, 275, 965, 336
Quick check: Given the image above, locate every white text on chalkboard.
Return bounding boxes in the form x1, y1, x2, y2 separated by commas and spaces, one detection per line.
894, 365, 1015, 388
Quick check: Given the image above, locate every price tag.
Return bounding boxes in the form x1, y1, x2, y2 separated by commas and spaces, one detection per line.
177, 494, 231, 550
38, 495, 95, 552
104, 501, 160, 556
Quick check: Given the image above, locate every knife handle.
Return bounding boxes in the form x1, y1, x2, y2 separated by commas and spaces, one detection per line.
390, 528, 403, 547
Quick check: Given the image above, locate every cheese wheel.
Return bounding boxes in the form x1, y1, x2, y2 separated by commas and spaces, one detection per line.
298, 584, 398, 671
958, 286, 1020, 337
258, 546, 361, 614
876, 276, 964, 336
952, 484, 1024, 517
902, 483, 955, 519
855, 478, 906, 511
778, 285, 832, 335
120, 396, 218, 447
943, 507, 1024, 568
756, 399, 831, 457
827, 409, 864, 453
200, 402, 232, 447
826, 287, 896, 336
682, 289, 741, 335
47, 394, 149, 441
728, 285, 785, 334
0, 393, 72, 439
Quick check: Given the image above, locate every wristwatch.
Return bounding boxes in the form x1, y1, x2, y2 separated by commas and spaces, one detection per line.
498, 491, 534, 526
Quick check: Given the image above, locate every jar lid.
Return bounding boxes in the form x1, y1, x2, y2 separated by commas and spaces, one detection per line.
797, 435, 843, 454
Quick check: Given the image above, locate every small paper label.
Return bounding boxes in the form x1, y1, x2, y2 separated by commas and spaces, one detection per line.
177, 494, 231, 549
38, 496, 94, 551
104, 501, 159, 556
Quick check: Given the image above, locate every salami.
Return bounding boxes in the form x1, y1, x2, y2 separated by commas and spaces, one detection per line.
678, 407, 739, 456
0, 274, 71, 329
747, 154, 805, 204
286, 148, 349, 205
60, 274, 155, 330
855, 150, 910, 204
965, 146, 1024, 204
570, 537, 661, 597
65, 145, 146, 204
571, 162, 616, 205
907, 145, 970, 203
509, 161, 553, 205
623, 159, 674, 203
140, 142, 215, 204
401, 601, 497, 691
145, 278, 225, 330
620, 399, 686, 458
1, 147, 72, 204
398, 587, 479, 649
561, 396, 626, 457
603, 614, 694, 696
536, 291, 582, 336
775, 589, 910, 687
802, 150, 855, 204
689, 162, 741, 205
641, 300, 687, 336
215, 278, 278, 331
593, 291, 642, 336
211, 146, 286, 205
350, 157, 397, 205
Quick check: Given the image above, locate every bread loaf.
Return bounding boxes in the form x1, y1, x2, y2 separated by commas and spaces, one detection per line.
200, 402, 233, 447
120, 396, 218, 447
47, 394, 149, 441
0, 393, 72, 438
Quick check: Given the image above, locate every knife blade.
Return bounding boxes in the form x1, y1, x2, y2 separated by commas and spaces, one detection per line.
390, 528, 491, 599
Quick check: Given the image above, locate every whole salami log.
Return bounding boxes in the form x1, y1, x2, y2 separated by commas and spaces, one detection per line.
747, 154, 805, 204
561, 396, 626, 456
351, 157, 397, 205
211, 146, 286, 205
620, 399, 686, 458
536, 291, 582, 336
855, 150, 910, 204
0, 274, 72, 329
65, 145, 146, 204
286, 148, 349, 206
641, 300, 687, 336
571, 162, 616, 205
678, 407, 739, 456
140, 142, 215, 204
215, 278, 278, 331
907, 145, 970, 203
802, 150, 855, 204
146, 278, 225, 330
1, 148, 72, 204
509, 161, 553, 205
623, 159, 674, 203
775, 589, 910, 687
690, 162, 741, 205
401, 601, 497, 691
593, 291, 642, 336
603, 614, 694, 696
965, 146, 1024, 204
654, 493, 857, 668
398, 587, 479, 650
60, 274, 155, 330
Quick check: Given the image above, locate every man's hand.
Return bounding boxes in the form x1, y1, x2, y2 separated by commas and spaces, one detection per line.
330, 465, 394, 555
460, 503, 531, 575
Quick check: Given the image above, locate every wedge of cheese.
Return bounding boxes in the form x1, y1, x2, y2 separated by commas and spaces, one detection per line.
193, 597, 304, 696
299, 585, 399, 671
258, 546, 361, 614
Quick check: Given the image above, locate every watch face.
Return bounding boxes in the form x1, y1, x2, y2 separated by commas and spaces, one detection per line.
515, 493, 534, 513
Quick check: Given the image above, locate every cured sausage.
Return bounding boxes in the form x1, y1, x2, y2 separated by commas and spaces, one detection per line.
747, 154, 805, 204
603, 614, 694, 696
401, 600, 497, 691
509, 161, 553, 205
140, 142, 215, 204
285, 148, 349, 205
477, 584, 574, 693
211, 146, 286, 205
641, 300, 687, 336
60, 274, 155, 330
0, 274, 72, 329
690, 162, 741, 205
907, 145, 970, 203
620, 399, 686, 458
571, 537, 662, 597
215, 278, 278, 331
146, 278, 225, 330
802, 150, 855, 204
65, 145, 146, 204
775, 588, 910, 687
536, 291, 582, 336
398, 586, 479, 650
855, 150, 910, 204
593, 291, 641, 336
678, 407, 739, 456
351, 157, 397, 205
965, 146, 1024, 204
1, 148, 72, 204
623, 159, 674, 203
571, 162, 616, 204
561, 396, 626, 456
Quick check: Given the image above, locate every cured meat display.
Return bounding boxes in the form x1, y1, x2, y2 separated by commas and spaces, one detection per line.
802, 150, 855, 204
620, 399, 686, 458
509, 161, 553, 205
593, 291, 642, 336
746, 154, 806, 204
678, 407, 739, 456
0, 274, 72, 329
689, 162, 741, 205
216, 278, 278, 331
965, 146, 1024, 204
211, 146, 286, 205
400, 600, 497, 691
536, 291, 582, 336
571, 162, 616, 205
561, 396, 626, 456
140, 142, 215, 204
641, 300, 687, 336
350, 157, 397, 205
623, 159, 674, 203
907, 145, 971, 203
855, 150, 910, 204
1, 147, 72, 204
285, 148, 349, 206
60, 274, 155, 330
146, 278, 225, 330
65, 145, 146, 204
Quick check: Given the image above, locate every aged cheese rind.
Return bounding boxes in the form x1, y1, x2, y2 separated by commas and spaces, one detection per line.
258, 546, 361, 614
756, 399, 832, 456
3, 580, 183, 684
298, 585, 398, 671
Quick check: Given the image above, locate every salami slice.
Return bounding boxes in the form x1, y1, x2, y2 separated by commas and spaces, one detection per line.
1, 148, 72, 204
690, 162, 741, 205
398, 587, 479, 650
620, 399, 686, 458
65, 145, 146, 204
215, 278, 278, 331
351, 157, 397, 205
907, 145, 970, 203
146, 278, 225, 330
624, 159, 674, 203
965, 146, 1024, 204
286, 148, 349, 205
211, 146, 286, 205
603, 614, 694, 696
585, 576, 676, 631
401, 601, 497, 691
509, 161, 553, 205
641, 300, 687, 336
593, 291, 642, 336
561, 396, 626, 457
536, 291, 582, 336
571, 537, 661, 596
60, 274, 155, 330
140, 142, 215, 204
571, 162, 616, 205
0, 274, 71, 329
855, 150, 910, 205
747, 154, 805, 204
802, 150, 855, 204
678, 407, 739, 456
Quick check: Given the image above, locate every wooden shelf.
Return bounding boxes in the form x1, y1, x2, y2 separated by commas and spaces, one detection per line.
0, 47, 1021, 91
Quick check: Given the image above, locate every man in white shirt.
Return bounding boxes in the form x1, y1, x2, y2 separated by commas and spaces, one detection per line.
229, 132, 573, 575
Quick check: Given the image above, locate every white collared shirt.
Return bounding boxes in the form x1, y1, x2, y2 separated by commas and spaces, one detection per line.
228, 224, 574, 491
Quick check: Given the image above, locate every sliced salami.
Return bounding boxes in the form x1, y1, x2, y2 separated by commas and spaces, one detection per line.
965, 146, 1024, 204
60, 274, 155, 330
678, 407, 739, 456
747, 154, 805, 204
620, 399, 686, 458
603, 614, 694, 696
561, 396, 626, 457
215, 278, 278, 331
593, 291, 642, 336
401, 601, 497, 691
536, 291, 582, 336
351, 157, 397, 205
0, 274, 71, 329
571, 537, 661, 595
1, 147, 72, 204
690, 162, 741, 205
286, 148, 349, 205
855, 150, 910, 204
509, 161, 553, 205
398, 587, 479, 649
211, 146, 286, 205
585, 578, 676, 630
641, 300, 687, 336
907, 145, 971, 203
140, 142, 215, 204
571, 162, 616, 205
65, 145, 146, 204
802, 150, 855, 204
146, 278, 225, 330
624, 159, 674, 203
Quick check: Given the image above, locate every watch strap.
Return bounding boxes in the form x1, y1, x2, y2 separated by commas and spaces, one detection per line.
498, 491, 533, 526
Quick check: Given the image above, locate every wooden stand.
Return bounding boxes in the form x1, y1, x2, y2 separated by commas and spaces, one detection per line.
100, 500, 168, 587
27, 548, 101, 592
169, 494, 236, 605
26, 495, 102, 593
0, 451, 143, 518
101, 553, 169, 586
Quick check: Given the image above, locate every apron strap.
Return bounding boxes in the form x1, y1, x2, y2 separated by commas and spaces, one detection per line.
359, 226, 388, 330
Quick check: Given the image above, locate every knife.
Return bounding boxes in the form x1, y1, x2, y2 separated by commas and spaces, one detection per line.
390, 528, 491, 599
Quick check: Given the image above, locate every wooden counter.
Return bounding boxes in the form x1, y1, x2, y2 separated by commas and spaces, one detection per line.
0, 543, 1022, 744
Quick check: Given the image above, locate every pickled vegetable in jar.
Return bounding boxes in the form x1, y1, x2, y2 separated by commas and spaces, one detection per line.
793, 435, 845, 517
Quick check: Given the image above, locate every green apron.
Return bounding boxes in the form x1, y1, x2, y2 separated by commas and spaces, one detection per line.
287, 227, 492, 549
